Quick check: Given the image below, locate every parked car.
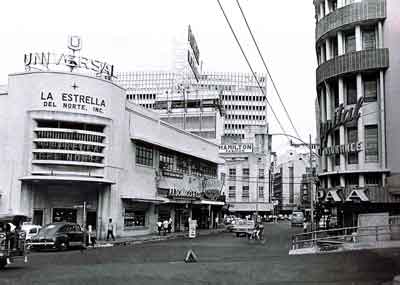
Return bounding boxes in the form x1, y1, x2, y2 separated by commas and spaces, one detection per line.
291, 211, 305, 227
278, 214, 284, 220
231, 219, 255, 237
21, 224, 42, 242
288, 214, 293, 221
29, 222, 89, 251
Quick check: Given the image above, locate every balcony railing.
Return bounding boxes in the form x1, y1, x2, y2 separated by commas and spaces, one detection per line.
316, 0, 386, 42
316, 48, 389, 85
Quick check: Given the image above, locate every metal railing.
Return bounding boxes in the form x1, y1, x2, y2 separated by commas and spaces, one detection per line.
291, 223, 400, 251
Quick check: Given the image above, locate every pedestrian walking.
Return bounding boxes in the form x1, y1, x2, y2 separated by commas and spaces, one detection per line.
303, 221, 308, 233
163, 219, 169, 236
214, 216, 218, 229
157, 221, 162, 236
168, 217, 172, 233
106, 218, 115, 241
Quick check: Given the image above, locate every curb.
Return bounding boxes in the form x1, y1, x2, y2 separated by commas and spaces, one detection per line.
94, 229, 226, 248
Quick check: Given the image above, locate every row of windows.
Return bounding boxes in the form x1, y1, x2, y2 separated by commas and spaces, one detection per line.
225, 105, 265, 111
317, 0, 360, 21
225, 114, 266, 121
322, 173, 382, 188
36, 120, 105, 133
34, 142, 104, 153
328, 125, 379, 165
224, 121, 265, 130
228, 186, 265, 198
228, 168, 264, 178
317, 25, 378, 65
33, 153, 103, 164
226, 108, 265, 117
136, 143, 217, 177
222, 95, 265, 102
35, 131, 105, 143
126, 93, 157, 100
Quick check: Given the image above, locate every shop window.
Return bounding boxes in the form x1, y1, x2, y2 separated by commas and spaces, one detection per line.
365, 174, 382, 186
242, 186, 250, 199
124, 209, 146, 227
228, 186, 236, 198
136, 143, 153, 167
365, 125, 378, 161
346, 77, 357, 105
347, 127, 358, 164
363, 74, 377, 102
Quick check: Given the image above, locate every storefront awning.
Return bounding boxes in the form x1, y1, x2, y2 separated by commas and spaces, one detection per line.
193, 200, 225, 206
20, 175, 115, 184
120, 196, 167, 204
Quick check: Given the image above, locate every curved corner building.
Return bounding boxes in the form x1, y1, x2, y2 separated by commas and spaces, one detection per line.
314, 0, 400, 227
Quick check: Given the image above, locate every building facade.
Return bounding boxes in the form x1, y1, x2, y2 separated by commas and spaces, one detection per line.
117, 71, 267, 140
219, 126, 273, 217
0, 70, 224, 239
314, 0, 400, 227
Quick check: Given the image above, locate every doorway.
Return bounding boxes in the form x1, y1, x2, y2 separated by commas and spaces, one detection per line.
86, 211, 97, 230
33, 209, 43, 226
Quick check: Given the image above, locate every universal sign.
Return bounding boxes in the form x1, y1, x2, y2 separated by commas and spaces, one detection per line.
219, 143, 253, 153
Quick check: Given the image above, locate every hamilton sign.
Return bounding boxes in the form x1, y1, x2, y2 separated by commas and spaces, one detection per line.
24, 36, 115, 80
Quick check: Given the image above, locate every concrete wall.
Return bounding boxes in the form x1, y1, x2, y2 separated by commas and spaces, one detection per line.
384, 0, 400, 174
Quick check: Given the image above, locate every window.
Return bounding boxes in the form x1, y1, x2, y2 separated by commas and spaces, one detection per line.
229, 168, 236, 179
365, 125, 378, 161
346, 77, 357, 105
159, 151, 174, 170
345, 174, 358, 186
258, 186, 264, 199
242, 168, 249, 178
228, 186, 236, 198
136, 143, 153, 167
365, 174, 382, 186
258, 169, 265, 179
242, 186, 249, 199
347, 127, 358, 164
364, 74, 377, 102
176, 155, 189, 174
331, 37, 338, 58
334, 130, 340, 166
345, 32, 356, 53
124, 209, 146, 227
363, 29, 376, 50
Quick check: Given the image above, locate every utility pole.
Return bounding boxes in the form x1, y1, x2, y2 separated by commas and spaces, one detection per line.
309, 134, 314, 232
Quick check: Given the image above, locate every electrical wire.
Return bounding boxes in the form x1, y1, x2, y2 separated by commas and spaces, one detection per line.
216, 0, 290, 143
235, 0, 302, 140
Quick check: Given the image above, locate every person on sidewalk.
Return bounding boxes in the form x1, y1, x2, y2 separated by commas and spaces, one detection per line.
168, 218, 173, 233
214, 216, 218, 229
303, 221, 308, 233
163, 219, 169, 236
157, 221, 162, 236
106, 218, 115, 241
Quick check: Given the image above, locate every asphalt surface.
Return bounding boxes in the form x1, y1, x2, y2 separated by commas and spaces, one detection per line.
1, 221, 400, 285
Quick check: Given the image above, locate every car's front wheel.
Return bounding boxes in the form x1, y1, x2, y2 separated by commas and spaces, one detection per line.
57, 240, 69, 251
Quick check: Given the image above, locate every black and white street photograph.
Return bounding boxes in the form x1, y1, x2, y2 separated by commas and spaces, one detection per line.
1, 0, 400, 284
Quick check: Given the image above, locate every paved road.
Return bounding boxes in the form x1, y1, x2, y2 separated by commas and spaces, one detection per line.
1, 221, 400, 285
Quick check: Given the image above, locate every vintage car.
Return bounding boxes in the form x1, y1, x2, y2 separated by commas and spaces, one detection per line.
21, 224, 42, 242
231, 219, 255, 237
0, 214, 30, 269
29, 222, 89, 251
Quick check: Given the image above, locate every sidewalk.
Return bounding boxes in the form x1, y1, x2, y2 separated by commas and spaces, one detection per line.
93, 227, 226, 248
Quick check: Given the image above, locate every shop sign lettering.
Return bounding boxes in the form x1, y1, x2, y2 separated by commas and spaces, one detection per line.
320, 97, 364, 142
168, 186, 201, 200
318, 188, 369, 202
322, 142, 363, 156
219, 143, 253, 153
40, 91, 106, 114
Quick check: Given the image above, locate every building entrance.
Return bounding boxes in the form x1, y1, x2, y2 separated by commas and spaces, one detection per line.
53, 208, 77, 223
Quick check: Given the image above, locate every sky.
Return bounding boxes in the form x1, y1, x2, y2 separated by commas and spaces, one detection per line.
0, 0, 317, 154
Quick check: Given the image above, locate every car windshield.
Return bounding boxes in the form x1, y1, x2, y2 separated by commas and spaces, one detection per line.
38, 224, 61, 235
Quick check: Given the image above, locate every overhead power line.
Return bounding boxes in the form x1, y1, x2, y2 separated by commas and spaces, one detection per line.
216, 0, 290, 142
235, 0, 302, 141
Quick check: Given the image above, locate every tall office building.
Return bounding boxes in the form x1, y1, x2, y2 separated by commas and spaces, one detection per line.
314, 0, 400, 227
116, 26, 267, 141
